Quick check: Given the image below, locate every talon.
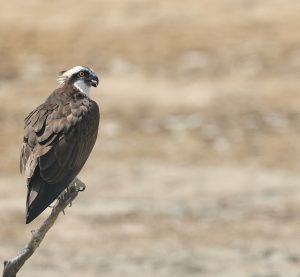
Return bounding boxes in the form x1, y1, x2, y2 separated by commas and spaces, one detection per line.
58, 192, 66, 202
62, 209, 65, 215
66, 186, 70, 193
69, 202, 73, 207
76, 185, 86, 192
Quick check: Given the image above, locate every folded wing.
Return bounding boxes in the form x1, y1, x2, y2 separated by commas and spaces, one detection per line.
20, 91, 99, 223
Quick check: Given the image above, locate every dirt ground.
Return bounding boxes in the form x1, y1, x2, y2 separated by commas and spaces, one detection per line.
1, 0, 300, 276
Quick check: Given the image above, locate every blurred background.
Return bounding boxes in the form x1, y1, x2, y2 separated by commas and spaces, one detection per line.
1, 0, 300, 276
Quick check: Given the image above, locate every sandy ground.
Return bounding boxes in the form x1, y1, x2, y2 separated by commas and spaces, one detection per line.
2, 164, 300, 276
1, 0, 300, 276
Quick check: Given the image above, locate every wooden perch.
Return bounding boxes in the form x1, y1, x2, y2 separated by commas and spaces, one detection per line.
2, 177, 86, 277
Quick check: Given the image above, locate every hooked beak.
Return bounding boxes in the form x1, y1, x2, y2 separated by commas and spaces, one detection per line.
88, 75, 99, 87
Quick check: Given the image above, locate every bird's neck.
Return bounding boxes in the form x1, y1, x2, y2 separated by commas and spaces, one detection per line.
73, 79, 90, 97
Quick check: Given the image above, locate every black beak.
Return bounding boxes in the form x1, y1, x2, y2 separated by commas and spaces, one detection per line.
89, 75, 99, 87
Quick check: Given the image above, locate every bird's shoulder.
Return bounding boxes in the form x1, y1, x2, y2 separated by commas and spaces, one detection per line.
20, 85, 99, 177
23, 85, 99, 147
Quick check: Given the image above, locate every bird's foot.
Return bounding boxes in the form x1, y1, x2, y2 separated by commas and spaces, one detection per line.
58, 192, 66, 202
76, 185, 86, 192
74, 178, 86, 192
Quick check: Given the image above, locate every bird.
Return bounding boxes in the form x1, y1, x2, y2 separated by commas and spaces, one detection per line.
20, 66, 100, 224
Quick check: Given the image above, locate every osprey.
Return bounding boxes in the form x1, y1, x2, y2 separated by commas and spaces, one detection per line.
20, 66, 100, 224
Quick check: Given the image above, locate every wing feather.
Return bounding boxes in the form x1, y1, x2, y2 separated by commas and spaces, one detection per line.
21, 87, 100, 223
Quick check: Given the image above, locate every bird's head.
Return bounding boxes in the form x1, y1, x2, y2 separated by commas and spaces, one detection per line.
57, 66, 99, 97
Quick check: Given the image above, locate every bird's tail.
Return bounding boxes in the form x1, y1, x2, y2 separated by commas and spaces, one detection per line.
26, 176, 66, 224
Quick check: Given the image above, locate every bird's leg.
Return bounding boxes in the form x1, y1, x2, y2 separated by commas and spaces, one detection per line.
64, 185, 72, 207
56, 185, 71, 213
57, 190, 66, 202
65, 177, 86, 207
57, 193, 67, 214
58, 181, 74, 203
52, 177, 86, 212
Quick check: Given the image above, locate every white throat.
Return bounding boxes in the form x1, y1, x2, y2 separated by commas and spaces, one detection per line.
73, 79, 90, 97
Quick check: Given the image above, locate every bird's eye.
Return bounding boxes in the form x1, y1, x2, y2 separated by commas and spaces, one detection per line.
78, 71, 85, 77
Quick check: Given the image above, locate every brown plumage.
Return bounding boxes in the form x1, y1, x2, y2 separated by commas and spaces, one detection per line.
20, 66, 100, 224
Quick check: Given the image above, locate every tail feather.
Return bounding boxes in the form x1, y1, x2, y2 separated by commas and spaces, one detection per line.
26, 177, 70, 224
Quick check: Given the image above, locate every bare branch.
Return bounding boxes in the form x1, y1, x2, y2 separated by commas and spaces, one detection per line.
2, 177, 86, 277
